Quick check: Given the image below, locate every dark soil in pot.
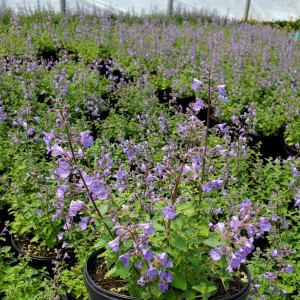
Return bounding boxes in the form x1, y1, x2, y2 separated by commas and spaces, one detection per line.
11, 234, 72, 277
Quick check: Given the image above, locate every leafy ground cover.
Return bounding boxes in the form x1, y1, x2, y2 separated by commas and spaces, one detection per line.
0, 4, 299, 300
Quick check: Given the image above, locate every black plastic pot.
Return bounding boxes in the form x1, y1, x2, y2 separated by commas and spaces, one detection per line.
248, 132, 285, 159
176, 95, 195, 112
155, 88, 172, 104
283, 138, 300, 158
84, 249, 141, 300
11, 235, 57, 276
221, 264, 251, 300
84, 249, 251, 300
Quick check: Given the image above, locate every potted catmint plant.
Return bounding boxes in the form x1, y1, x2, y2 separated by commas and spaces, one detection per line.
43, 67, 279, 300
245, 101, 287, 159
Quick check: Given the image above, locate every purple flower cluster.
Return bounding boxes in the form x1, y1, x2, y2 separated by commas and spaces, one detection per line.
108, 223, 174, 292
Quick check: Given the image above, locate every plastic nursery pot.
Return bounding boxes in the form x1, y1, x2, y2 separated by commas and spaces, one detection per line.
219, 263, 251, 300
248, 132, 285, 159
84, 249, 142, 300
282, 137, 300, 158
11, 235, 57, 276
175, 95, 196, 112
84, 249, 251, 300
155, 88, 172, 104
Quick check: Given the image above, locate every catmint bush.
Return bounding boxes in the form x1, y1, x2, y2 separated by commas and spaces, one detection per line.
42, 68, 277, 299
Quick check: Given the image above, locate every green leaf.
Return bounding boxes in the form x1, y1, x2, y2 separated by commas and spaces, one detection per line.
115, 260, 130, 279
193, 282, 206, 294
203, 237, 219, 248
99, 204, 109, 216
170, 235, 187, 251
100, 217, 115, 228
206, 286, 217, 293
172, 272, 187, 291
182, 291, 196, 299
93, 238, 110, 249
30, 235, 40, 243
198, 221, 209, 237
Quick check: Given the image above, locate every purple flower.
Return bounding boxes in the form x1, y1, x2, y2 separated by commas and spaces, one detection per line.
119, 252, 130, 267
80, 131, 93, 148
69, 200, 89, 216
43, 130, 55, 153
138, 223, 154, 235
57, 161, 70, 179
201, 182, 212, 193
27, 127, 35, 136
137, 275, 147, 286
218, 123, 228, 134
146, 265, 159, 278
57, 232, 64, 240
193, 98, 205, 112
79, 217, 89, 230
162, 205, 176, 220
192, 78, 203, 91
62, 242, 68, 248
142, 249, 154, 260
90, 180, 108, 200
229, 216, 241, 231
36, 209, 43, 216
215, 222, 226, 232
259, 217, 272, 233
108, 237, 120, 252
157, 252, 173, 268
217, 85, 229, 102
282, 264, 293, 274
159, 282, 169, 292
210, 247, 223, 261
56, 184, 69, 198
263, 272, 276, 281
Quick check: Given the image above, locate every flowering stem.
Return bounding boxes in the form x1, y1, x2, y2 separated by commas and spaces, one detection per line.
171, 132, 193, 206
60, 108, 114, 239
198, 70, 211, 206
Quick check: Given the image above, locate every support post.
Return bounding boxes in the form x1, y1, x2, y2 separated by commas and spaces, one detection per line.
167, 0, 173, 16
244, 0, 251, 21
60, 0, 66, 14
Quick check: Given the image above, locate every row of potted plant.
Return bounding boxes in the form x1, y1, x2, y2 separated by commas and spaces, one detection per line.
1, 68, 299, 299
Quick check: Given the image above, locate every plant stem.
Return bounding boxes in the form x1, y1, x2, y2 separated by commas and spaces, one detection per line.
60, 108, 114, 239
198, 69, 211, 206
